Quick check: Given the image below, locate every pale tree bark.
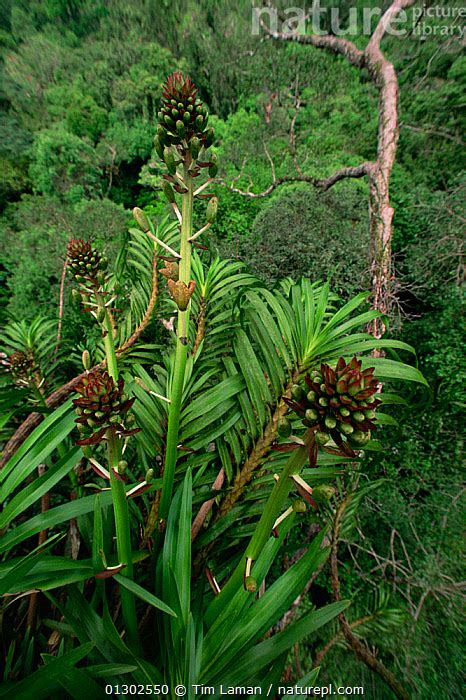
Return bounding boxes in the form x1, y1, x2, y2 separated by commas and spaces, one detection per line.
364, 1, 417, 338
54, 257, 68, 359
231, 0, 418, 339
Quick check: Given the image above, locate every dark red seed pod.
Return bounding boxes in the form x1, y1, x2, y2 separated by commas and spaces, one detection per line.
285, 357, 381, 461
73, 369, 140, 446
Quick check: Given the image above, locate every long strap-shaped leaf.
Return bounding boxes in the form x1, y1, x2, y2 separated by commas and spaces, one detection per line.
202, 531, 329, 679
0, 642, 96, 700
205, 600, 349, 687
0, 446, 80, 527
0, 400, 75, 498
0, 481, 161, 553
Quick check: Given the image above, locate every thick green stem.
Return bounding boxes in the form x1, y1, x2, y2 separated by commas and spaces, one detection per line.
179, 165, 194, 287
31, 382, 46, 406
96, 292, 118, 381
157, 338, 187, 525
96, 294, 141, 654
157, 166, 194, 528
245, 432, 313, 560
107, 430, 141, 653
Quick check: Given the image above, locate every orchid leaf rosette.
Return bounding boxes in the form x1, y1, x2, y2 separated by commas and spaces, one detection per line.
284, 356, 381, 461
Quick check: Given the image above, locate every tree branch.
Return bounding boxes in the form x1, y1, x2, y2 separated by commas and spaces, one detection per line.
289, 79, 303, 175
401, 122, 465, 145
261, 23, 364, 69
54, 257, 68, 359
313, 612, 383, 668
247, 0, 418, 338
192, 297, 207, 356
329, 496, 411, 700
220, 164, 370, 198
191, 467, 225, 541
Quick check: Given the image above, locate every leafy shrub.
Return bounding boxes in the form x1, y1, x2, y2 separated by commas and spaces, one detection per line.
235, 184, 370, 296
29, 126, 102, 201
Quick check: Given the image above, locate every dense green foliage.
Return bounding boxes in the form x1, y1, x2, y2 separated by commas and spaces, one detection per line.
0, 1, 464, 698
234, 185, 370, 296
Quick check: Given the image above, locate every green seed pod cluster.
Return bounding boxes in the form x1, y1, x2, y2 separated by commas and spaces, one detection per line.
285, 357, 381, 451
156, 72, 218, 194
73, 369, 140, 446
9, 350, 34, 379
67, 239, 107, 289
157, 72, 212, 150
